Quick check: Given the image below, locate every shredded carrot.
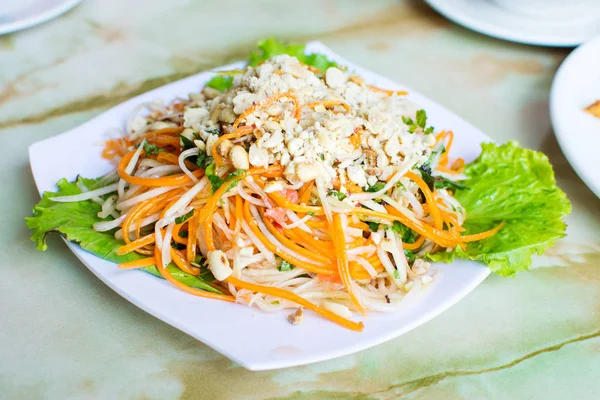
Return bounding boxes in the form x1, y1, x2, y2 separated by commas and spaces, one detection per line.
349, 127, 363, 149
198, 171, 247, 223
304, 100, 351, 113
143, 126, 185, 139
402, 235, 425, 251
171, 222, 188, 245
298, 181, 315, 204
332, 214, 366, 315
260, 209, 335, 265
234, 194, 243, 234
118, 257, 155, 269
102, 138, 129, 160
359, 208, 457, 248
243, 201, 333, 275
186, 213, 199, 263
154, 247, 234, 302
116, 234, 156, 256
118, 150, 204, 186
232, 91, 301, 129
149, 136, 181, 148
203, 212, 216, 252
405, 171, 444, 231
227, 276, 364, 332
451, 157, 465, 172
460, 222, 505, 242
212, 125, 256, 165
170, 247, 201, 275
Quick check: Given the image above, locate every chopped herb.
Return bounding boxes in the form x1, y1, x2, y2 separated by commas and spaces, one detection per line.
205, 75, 234, 92
319, 153, 325, 161
180, 134, 196, 151
278, 260, 295, 272
391, 221, 417, 244
306, 212, 316, 216
225, 169, 247, 191
205, 128, 222, 136
171, 242, 185, 250
416, 109, 427, 128
297, 274, 311, 279
403, 111, 434, 134
205, 162, 224, 193
328, 190, 346, 201
196, 151, 212, 169
404, 249, 416, 263
393, 270, 400, 279
365, 181, 386, 193
178, 230, 188, 238
402, 116, 414, 125
142, 142, 164, 156
418, 162, 467, 191
367, 221, 381, 232
175, 209, 194, 224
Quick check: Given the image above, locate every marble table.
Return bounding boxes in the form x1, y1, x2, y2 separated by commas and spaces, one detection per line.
1, 0, 599, 398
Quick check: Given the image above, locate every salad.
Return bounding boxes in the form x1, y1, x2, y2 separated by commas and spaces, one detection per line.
27, 39, 571, 331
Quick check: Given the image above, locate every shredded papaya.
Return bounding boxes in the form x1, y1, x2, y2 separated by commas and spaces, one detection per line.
227, 276, 364, 332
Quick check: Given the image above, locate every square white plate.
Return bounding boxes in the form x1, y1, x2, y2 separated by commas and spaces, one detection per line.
29, 41, 491, 371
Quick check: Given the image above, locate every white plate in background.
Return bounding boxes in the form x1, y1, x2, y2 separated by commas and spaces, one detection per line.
551, 36, 600, 198
425, 0, 600, 47
28, 41, 492, 370
0, 0, 81, 35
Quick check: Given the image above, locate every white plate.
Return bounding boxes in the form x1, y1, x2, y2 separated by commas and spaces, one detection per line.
425, 0, 600, 47
28, 41, 491, 370
550, 36, 600, 198
0, 0, 81, 35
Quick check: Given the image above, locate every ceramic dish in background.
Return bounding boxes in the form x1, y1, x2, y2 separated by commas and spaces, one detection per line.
425, 0, 600, 47
28, 41, 493, 371
550, 36, 600, 199
0, 0, 82, 35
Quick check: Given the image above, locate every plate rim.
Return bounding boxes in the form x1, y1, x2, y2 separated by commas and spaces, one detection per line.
0, 0, 82, 36
27, 40, 492, 370
550, 35, 600, 199
424, 0, 599, 47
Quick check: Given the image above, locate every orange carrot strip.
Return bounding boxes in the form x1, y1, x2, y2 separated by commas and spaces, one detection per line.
304, 100, 350, 113
234, 194, 243, 234
212, 125, 255, 165
232, 91, 301, 129
402, 235, 425, 251
242, 201, 333, 275
170, 247, 201, 276
186, 213, 199, 263
332, 214, 366, 314
197, 171, 248, 223
226, 276, 364, 332
298, 181, 315, 204
154, 247, 234, 302
405, 171, 444, 231
118, 150, 204, 187
118, 257, 155, 269
459, 222, 505, 242
116, 234, 156, 256
203, 213, 216, 252
260, 209, 335, 265
360, 208, 456, 248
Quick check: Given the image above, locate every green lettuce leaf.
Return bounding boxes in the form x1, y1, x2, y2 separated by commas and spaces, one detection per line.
26, 177, 220, 293
248, 37, 338, 70
205, 75, 234, 92
427, 141, 571, 276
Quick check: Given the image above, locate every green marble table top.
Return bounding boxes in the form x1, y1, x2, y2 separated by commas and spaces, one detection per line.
1, 1, 599, 398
